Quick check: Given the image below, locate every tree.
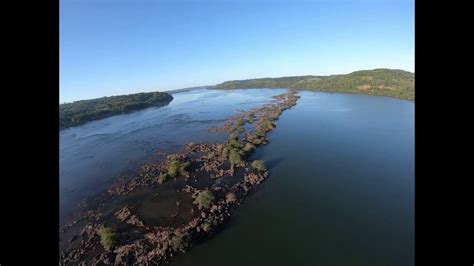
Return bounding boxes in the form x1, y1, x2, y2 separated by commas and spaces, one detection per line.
171, 232, 191, 253
196, 190, 215, 209
97, 226, 117, 252
228, 149, 243, 165
252, 160, 266, 172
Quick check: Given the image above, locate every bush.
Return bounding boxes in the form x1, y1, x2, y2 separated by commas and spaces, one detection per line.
158, 173, 168, 184
168, 159, 180, 177
185, 142, 196, 151
256, 131, 266, 138
221, 147, 230, 158
228, 137, 244, 149
201, 223, 211, 232
243, 143, 256, 153
251, 135, 267, 146
180, 161, 191, 173
97, 227, 117, 252
247, 114, 254, 124
252, 160, 266, 172
259, 117, 275, 132
167, 157, 191, 178
196, 190, 215, 209
171, 232, 191, 253
228, 149, 243, 165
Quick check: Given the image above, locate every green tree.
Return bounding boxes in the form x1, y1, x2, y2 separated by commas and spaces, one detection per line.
196, 190, 215, 209
252, 160, 266, 172
97, 227, 117, 252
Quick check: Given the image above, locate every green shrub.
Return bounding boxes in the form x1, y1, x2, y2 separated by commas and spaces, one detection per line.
167, 158, 191, 178
251, 135, 267, 145
247, 114, 254, 124
259, 117, 275, 132
158, 173, 168, 184
256, 131, 266, 138
243, 143, 256, 153
222, 147, 230, 158
228, 149, 243, 165
201, 223, 211, 232
168, 159, 180, 177
97, 227, 117, 252
196, 190, 215, 209
185, 142, 196, 151
171, 232, 191, 253
252, 160, 266, 172
228, 138, 244, 149
180, 161, 191, 173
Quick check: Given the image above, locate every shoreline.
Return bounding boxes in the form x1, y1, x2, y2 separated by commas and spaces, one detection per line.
60, 92, 174, 130
210, 69, 414, 101
209, 87, 414, 101
59, 90, 301, 264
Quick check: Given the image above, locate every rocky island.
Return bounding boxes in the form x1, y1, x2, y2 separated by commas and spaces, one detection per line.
59, 90, 300, 265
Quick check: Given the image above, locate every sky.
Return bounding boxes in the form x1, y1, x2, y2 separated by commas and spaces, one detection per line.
60, 0, 414, 103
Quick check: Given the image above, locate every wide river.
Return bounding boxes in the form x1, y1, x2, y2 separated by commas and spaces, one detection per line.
60, 89, 414, 266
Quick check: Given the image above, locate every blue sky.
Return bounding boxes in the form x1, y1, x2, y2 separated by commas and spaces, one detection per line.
60, 0, 414, 103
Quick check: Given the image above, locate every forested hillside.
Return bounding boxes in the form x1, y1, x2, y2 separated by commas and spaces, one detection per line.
212, 69, 414, 100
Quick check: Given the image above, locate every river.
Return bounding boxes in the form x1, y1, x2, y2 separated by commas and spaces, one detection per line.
60, 89, 414, 266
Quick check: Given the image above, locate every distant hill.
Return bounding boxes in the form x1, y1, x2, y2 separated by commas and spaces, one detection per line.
60, 91, 173, 129
212, 69, 414, 100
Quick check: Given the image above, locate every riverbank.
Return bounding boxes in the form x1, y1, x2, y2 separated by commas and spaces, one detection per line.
59, 90, 300, 264
60, 91, 173, 130
211, 69, 414, 100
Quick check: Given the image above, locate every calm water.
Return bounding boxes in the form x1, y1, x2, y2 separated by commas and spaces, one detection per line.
60, 89, 414, 266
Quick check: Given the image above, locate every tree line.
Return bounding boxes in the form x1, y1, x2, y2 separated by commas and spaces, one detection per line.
60, 91, 173, 129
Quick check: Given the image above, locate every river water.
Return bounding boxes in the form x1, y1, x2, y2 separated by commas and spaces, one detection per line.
60, 89, 414, 265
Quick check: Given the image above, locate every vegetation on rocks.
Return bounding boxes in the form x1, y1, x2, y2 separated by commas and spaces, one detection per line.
157, 173, 168, 184
167, 156, 191, 178
97, 227, 117, 252
228, 149, 244, 165
247, 114, 254, 124
243, 143, 256, 153
201, 223, 211, 232
251, 160, 267, 172
228, 136, 244, 149
196, 190, 215, 209
171, 232, 191, 253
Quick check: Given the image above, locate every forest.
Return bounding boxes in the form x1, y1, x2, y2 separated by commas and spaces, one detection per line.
212, 69, 414, 100
60, 91, 173, 129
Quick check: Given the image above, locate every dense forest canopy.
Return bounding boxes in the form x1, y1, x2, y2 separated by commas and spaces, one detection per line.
212, 69, 414, 100
60, 91, 173, 129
